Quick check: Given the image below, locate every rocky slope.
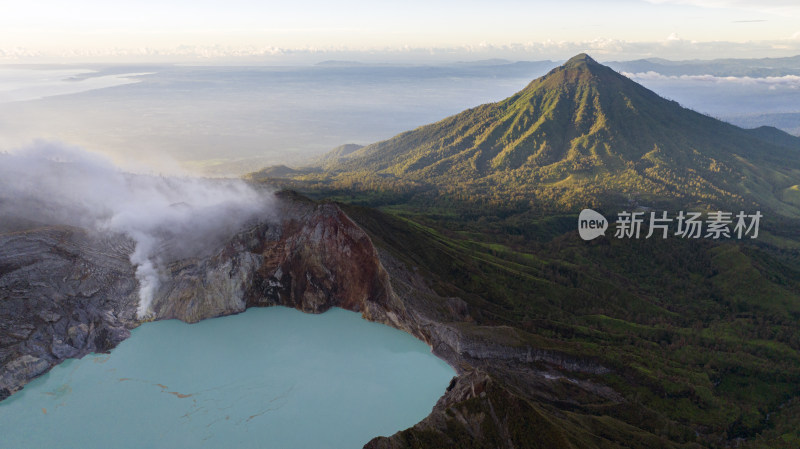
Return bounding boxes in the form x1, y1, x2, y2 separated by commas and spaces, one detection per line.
0, 192, 620, 448
0, 226, 139, 401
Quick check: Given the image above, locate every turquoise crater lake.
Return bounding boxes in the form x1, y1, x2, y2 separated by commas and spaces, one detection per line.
0, 307, 455, 449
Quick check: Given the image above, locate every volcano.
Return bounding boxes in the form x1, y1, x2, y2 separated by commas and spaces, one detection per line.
301, 54, 800, 214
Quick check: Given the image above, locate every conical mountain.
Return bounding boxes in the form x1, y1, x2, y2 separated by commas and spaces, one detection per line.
311, 54, 800, 214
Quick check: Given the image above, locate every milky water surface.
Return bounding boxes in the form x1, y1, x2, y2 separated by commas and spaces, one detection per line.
0, 307, 455, 449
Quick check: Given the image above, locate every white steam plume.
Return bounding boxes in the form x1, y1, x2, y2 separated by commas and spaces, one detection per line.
0, 141, 275, 318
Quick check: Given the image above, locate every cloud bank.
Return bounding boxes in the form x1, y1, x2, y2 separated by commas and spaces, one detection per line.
623, 71, 800, 89
3, 37, 800, 64
0, 141, 274, 317
0, 69, 150, 104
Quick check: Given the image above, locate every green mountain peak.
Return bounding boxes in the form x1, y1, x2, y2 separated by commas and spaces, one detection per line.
563, 52, 598, 67
288, 54, 800, 215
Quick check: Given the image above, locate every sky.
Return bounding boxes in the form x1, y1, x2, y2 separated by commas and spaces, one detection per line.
2, 0, 800, 63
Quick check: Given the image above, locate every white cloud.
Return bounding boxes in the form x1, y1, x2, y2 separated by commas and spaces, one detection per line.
623, 71, 800, 89
0, 69, 149, 104
1, 38, 799, 64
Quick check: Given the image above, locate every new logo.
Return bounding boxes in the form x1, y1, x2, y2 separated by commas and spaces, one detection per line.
578, 209, 608, 241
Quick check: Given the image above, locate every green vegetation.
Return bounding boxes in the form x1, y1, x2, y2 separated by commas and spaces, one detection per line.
344, 204, 800, 448
252, 54, 800, 448
783, 185, 800, 207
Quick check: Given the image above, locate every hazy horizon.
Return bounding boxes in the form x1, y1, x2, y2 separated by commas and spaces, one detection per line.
3, 0, 800, 175
3, 1, 800, 64
1, 55, 798, 176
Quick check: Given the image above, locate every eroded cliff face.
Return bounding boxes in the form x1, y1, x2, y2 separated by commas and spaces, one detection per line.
148, 196, 409, 330
0, 193, 614, 448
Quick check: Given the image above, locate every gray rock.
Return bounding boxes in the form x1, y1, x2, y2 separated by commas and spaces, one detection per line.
0, 355, 50, 393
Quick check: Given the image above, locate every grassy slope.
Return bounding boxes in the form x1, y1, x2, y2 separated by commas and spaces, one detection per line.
337, 200, 800, 448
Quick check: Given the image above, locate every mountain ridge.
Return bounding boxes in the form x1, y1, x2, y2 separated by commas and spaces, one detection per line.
264, 53, 800, 215
606, 54, 800, 77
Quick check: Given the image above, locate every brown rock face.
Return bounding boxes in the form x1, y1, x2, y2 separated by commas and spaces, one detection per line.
149, 196, 408, 330
247, 200, 400, 319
